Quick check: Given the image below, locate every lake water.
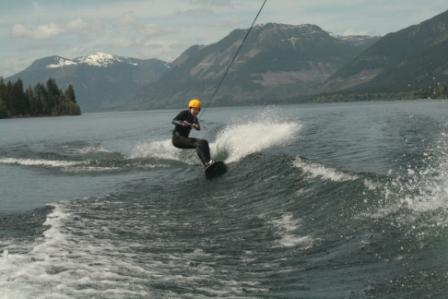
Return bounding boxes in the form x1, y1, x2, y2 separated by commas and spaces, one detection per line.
1, 100, 448, 298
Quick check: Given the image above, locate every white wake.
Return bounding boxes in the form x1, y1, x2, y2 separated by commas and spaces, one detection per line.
132, 111, 301, 164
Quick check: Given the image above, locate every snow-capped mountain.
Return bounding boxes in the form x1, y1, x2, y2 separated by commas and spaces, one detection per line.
8, 52, 170, 111
46, 52, 136, 69
76, 52, 124, 67
46, 56, 78, 68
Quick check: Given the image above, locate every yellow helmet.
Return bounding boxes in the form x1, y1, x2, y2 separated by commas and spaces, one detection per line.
188, 98, 202, 110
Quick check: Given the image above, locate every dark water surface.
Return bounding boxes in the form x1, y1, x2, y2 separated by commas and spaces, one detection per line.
1, 100, 448, 298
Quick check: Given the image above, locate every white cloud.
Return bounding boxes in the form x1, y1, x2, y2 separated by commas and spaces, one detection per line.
138, 24, 166, 37
116, 11, 169, 38
106, 37, 135, 48
12, 23, 63, 39
66, 18, 88, 31
11, 18, 89, 40
175, 8, 214, 17
119, 11, 137, 25
188, 0, 234, 7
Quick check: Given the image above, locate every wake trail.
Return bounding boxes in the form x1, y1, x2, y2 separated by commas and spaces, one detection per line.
131, 110, 302, 164
213, 119, 301, 163
130, 121, 301, 165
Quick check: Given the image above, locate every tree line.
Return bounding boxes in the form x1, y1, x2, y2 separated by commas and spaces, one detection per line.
0, 78, 81, 118
313, 82, 448, 103
414, 82, 448, 99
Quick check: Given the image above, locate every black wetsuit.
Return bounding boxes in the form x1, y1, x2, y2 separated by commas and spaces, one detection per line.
171, 110, 211, 166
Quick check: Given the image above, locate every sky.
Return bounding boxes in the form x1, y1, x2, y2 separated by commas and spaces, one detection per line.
1, 0, 447, 77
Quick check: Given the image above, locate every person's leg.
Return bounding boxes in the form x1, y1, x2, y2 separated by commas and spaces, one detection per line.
192, 139, 211, 166
172, 135, 196, 149
172, 136, 211, 166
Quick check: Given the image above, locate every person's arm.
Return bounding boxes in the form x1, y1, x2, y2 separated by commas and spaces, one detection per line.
192, 117, 200, 130
172, 111, 189, 126
172, 119, 183, 126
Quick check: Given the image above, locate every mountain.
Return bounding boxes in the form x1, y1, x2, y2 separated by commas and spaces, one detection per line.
132, 23, 379, 109
324, 9, 448, 95
8, 52, 170, 111
8, 9, 448, 111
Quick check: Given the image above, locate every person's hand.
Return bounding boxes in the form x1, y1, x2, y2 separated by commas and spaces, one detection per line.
182, 121, 191, 127
192, 123, 199, 130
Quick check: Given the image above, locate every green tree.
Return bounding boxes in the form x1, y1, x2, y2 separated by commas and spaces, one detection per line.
62, 84, 81, 115
34, 82, 49, 115
4, 81, 14, 114
46, 78, 61, 114
0, 78, 81, 118
0, 78, 5, 117
26, 86, 40, 116
0, 78, 5, 101
64, 84, 77, 103
0, 95, 8, 118
12, 79, 30, 115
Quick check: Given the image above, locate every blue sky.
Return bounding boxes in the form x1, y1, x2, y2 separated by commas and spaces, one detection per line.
1, 0, 447, 77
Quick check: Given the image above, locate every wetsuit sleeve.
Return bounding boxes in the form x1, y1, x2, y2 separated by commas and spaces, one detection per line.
172, 110, 188, 126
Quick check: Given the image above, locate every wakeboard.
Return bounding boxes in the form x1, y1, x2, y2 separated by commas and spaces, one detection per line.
205, 161, 227, 179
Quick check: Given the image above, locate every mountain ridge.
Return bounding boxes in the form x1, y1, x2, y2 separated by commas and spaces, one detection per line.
131, 22, 380, 109
10, 10, 448, 111
8, 53, 170, 111
323, 9, 448, 94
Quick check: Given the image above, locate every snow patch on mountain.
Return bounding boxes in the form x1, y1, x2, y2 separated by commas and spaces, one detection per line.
45, 52, 131, 69
46, 57, 77, 69
76, 52, 123, 67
